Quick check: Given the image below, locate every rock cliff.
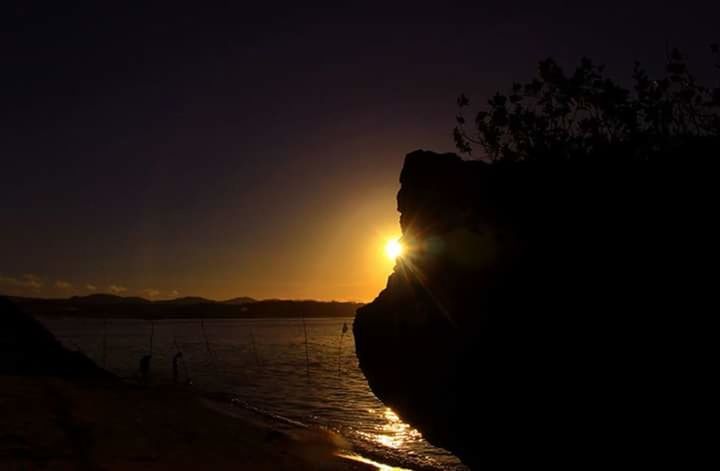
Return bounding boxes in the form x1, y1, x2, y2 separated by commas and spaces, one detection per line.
354, 150, 715, 468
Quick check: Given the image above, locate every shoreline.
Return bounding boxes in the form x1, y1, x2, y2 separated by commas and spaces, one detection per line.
200, 390, 452, 471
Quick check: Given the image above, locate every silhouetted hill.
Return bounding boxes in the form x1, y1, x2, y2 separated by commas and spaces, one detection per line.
7, 295, 362, 319
222, 297, 257, 305
156, 296, 215, 305
70, 294, 152, 304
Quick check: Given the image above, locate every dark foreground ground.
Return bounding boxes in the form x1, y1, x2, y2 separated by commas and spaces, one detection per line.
0, 376, 375, 470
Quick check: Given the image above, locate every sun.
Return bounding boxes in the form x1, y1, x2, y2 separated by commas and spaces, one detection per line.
385, 238, 404, 260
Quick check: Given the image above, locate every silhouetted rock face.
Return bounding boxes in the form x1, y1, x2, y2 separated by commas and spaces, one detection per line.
0, 297, 111, 378
354, 150, 715, 468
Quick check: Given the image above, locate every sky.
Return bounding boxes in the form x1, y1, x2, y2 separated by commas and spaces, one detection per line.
1, 1, 718, 301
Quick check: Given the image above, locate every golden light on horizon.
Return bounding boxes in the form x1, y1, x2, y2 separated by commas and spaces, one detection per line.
384, 238, 404, 260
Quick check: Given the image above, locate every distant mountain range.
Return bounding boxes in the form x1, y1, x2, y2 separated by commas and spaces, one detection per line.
56, 294, 258, 305
2, 294, 363, 319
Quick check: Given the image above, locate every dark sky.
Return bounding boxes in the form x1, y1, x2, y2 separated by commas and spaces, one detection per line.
1, 1, 718, 300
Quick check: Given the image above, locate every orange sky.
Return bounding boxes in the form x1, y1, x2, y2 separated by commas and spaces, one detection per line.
1, 180, 403, 303
184, 191, 402, 302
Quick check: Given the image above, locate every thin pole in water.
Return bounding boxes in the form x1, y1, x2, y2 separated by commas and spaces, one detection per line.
301, 313, 310, 378
173, 334, 190, 383
201, 319, 209, 353
249, 328, 261, 366
149, 319, 155, 355
337, 321, 348, 375
101, 318, 108, 368
201, 319, 221, 380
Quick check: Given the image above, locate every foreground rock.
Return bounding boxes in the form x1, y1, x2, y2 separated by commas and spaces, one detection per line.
354, 150, 716, 468
0, 297, 111, 378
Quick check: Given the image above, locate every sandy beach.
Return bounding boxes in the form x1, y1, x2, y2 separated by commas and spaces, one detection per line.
0, 376, 376, 470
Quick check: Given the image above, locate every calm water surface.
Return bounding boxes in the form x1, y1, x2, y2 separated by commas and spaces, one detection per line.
39, 317, 466, 470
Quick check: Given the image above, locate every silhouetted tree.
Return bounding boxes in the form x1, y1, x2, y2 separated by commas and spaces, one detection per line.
454, 46, 720, 161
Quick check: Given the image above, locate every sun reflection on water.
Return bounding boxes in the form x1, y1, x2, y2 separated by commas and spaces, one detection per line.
359, 407, 423, 450
335, 451, 414, 471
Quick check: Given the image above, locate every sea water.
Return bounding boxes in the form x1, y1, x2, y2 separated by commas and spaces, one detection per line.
39, 317, 466, 470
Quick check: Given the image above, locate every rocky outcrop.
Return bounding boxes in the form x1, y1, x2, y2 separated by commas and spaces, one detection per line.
0, 297, 112, 378
354, 150, 716, 468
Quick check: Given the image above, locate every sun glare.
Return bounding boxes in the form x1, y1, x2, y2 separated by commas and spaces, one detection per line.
385, 238, 404, 260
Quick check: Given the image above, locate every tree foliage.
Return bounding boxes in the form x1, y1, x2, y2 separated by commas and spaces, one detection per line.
454, 46, 720, 161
